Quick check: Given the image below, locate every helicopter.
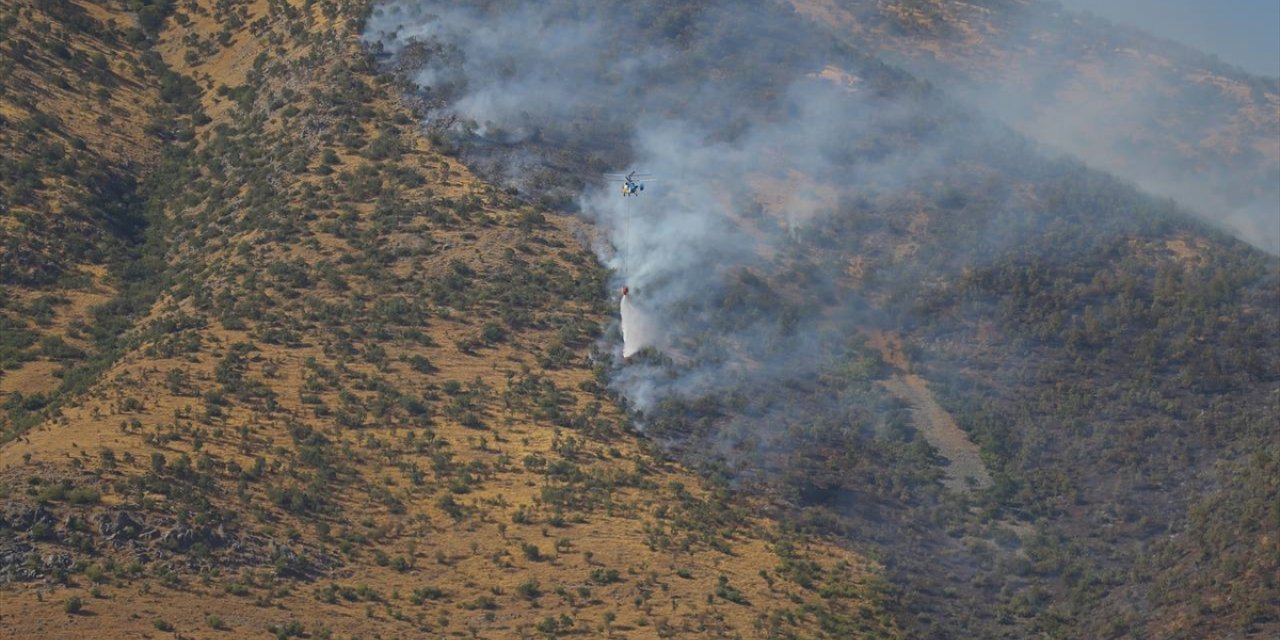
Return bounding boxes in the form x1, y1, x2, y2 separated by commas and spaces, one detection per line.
605, 171, 657, 299
606, 171, 656, 197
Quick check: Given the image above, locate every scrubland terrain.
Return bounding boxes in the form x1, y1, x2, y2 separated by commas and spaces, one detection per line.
0, 1, 897, 638
1, 1, 1276, 639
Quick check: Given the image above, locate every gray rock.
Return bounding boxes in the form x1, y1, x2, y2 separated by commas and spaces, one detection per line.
97, 511, 143, 539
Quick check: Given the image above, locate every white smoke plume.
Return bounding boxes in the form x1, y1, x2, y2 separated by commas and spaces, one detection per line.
363, 0, 943, 411
361, 0, 1252, 421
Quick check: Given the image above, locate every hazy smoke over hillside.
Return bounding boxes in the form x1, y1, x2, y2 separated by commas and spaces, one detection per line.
362, 8, 1280, 636
838, 0, 1280, 253
1057, 0, 1280, 77
362, 0, 1269, 424
364, 0, 961, 416
364, 3, 670, 142
962, 47, 1280, 254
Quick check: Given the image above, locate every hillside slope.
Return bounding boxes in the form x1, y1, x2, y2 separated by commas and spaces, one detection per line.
361, 1, 1278, 638
0, 1, 898, 639
0, 0, 186, 416
3, 1, 1276, 639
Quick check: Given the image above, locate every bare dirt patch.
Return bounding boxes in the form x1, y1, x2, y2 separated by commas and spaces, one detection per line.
0, 360, 63, 398
866, 330, 991, 493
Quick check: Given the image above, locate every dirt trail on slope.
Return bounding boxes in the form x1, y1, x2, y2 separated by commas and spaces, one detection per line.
866, 331, 992, 493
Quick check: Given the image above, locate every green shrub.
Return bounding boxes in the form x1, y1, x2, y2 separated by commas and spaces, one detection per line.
516, 580, 541, 600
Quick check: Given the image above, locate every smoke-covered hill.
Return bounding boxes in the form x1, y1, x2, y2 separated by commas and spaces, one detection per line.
792, 0, 1280, 253
366, 0, 1279, 637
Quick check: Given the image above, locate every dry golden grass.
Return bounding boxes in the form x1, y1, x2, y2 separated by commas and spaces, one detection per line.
0, 2, 899, 638
0, 1, 159, 169
0, 361, 64, 398
0, 0, 163, 401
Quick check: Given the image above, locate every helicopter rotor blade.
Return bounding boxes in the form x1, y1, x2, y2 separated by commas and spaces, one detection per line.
603, 171, 657, 183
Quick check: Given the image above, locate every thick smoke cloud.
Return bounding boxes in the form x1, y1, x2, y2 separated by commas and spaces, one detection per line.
363, 3, 666, 136
363, 0, 1228, 431
363, 0, 960, 418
